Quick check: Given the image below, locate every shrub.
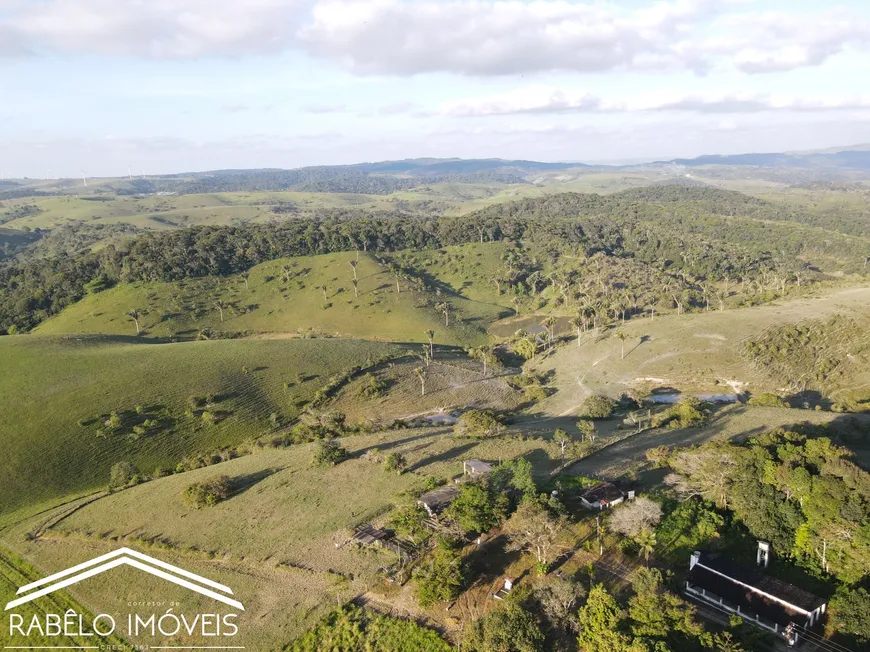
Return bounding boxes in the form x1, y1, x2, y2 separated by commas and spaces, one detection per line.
312, 439, 349, 467
413, 537, 465, 607
183, 475, 232, 508
109, 461, 140, 488
748, 392, 789, 408
358, 373, 388, 399
383, 452, 407, 474
454, 410, 504, 438
652, 396, 707, 429
578, 395, 616, 419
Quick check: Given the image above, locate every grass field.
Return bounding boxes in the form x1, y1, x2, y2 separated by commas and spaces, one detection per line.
0, 335, 407, 522
1, 426, 564, 649
531, 284, 870, 417
35, 250, 506, 345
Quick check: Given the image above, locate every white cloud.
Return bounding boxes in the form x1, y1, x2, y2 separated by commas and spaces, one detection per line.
1, 0, 868, 77
299, 0, 870, 76
429, 86, 870, 117
1, 0, 306, 58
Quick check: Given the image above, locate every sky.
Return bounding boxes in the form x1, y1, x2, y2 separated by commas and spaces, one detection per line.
1, 0, 870, 177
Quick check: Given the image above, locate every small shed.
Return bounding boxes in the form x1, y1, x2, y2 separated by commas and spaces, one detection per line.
580, 481, 625, 510
463, 459, 493, 477
418, 485, 460, 517
351, 524, 389, 547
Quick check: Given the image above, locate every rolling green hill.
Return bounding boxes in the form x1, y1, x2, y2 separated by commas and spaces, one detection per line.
0, 335, 407, 522
35, 250, 506, 345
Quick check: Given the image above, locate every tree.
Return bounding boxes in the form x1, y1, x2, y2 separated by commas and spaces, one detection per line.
349, 259, 358, 280
579, 395, 616, 419
513, 336, 536, 360
312, 439, 348, 467
183, 475, 232, 508
214, 299, 226, 323
463, 597, 545, 652
352, 278, 359, 297
827, 587, 870, 643
570, 315, 584, 347
616, 331, 628, 360
609, 497, 663, 538
240, 272, 249, 290
437, 301, 450, 326
414, 366, 427, 396
413, 537, 465, 607
469, 344, 496, 376
109, 461, 139, 488
628, 568, 703, 639
454, 410, 504, 438
535, 576, 586, 632
577, 584, 641, 652
553, 429, 574, 464
319, 285, 328, 301
425, 329, 435, 359
635, 529, 657, 566
540, 316, 557, 350
446, 482, 503, 533
388, 502, 429, 544
383, 452, 407, 474
503, 500, 566, 574
126, 309, 141, 335
577, 418, 596, 442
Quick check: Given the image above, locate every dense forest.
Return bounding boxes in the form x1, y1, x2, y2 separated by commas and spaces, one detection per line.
1, 187, 868, 334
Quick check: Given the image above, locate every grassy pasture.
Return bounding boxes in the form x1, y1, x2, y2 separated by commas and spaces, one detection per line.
2, 426, 562, 648
531, 284, 870, 417
0, 335, 406, 522
35, 250, 505, 345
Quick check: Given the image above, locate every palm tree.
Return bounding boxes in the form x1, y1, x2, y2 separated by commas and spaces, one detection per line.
414, 367, 427, 396
616, 331, 628, 360
214, 300, 226, 323
469, 345, 495, 376
320, 285, 328, 301
241, 272, 250, 291
541, 316, 557, 350
636, 530, 657, 566
437, 302, 450, 327
425, 330, 435, 359
126, 309, 141, 335
511, 296, 521, 316
349, 259, 358, 281
570, 316, 583, 347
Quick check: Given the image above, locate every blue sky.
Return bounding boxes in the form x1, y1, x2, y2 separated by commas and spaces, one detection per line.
2, 0, 870, 176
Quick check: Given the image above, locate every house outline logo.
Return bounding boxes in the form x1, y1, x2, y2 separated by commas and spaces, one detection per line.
4, 547, 244, 611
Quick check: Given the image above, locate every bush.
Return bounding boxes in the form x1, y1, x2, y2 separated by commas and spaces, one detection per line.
312, 439, 349, 467
414, 537, 465, 607
652, 396, 707, 429
383, 452, 407, 474
109, 461, 140, 488
454, 410, 504, 438
578, 395, 616, 419
748, 392, 789, 408
358, 373, 388, 399
183, 475, 232, 508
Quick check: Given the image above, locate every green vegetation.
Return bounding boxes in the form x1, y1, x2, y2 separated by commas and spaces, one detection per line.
183, 475, 233, 508
578, 396, 617, 420
289, 604, 451, 652
312, 439, 350, 467
0, 334, 405, 521
454, 409, 505, 438
35, 251, 498, 346
666, 429, 870, 582
413, 537, 466, 607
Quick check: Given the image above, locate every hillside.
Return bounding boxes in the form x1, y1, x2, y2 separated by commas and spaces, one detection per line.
0, 335, 408, 520
35, 250, 505, 345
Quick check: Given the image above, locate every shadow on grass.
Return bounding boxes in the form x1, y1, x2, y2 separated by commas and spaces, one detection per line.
406, 442, 477, 473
